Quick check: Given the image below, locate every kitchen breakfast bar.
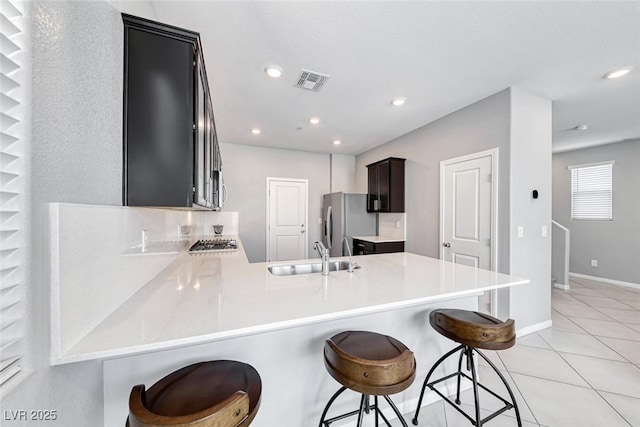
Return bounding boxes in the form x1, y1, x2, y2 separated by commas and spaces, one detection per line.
49, 206, 528, 426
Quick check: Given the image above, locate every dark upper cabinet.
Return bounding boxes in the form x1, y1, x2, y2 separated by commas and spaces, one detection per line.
122, 14, 221, 209
366, 157, 405, 213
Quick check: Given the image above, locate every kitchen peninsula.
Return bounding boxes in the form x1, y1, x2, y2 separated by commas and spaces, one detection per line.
50, 204, 528, 426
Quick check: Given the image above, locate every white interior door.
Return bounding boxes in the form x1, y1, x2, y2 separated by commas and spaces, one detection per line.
267, 178, 308, 262
441, 149, 498, 313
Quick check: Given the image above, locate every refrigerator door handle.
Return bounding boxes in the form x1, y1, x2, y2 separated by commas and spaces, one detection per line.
326, 206, 332, 249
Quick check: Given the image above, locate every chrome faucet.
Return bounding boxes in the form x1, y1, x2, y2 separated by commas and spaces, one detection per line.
342, 237, 358, 273
314, 241, 330, 276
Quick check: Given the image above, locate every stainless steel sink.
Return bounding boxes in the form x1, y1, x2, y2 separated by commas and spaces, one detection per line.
268, 261, 359, 276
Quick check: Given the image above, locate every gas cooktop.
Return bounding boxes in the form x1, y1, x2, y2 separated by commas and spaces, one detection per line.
188, 238, 238, 254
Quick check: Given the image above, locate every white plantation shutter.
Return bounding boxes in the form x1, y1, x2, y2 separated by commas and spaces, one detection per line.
1, 0, 28, 394
569, 161, 614, 221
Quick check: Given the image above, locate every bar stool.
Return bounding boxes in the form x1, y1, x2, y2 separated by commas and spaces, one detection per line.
127, 360, 261, 427
319, 330, 416, 427
412, 309, 522, 426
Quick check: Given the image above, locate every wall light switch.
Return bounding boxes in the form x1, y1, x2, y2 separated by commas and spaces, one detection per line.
541, 226, 548, 238
591, 259, 598, 267
318, 218, 322, 225
395, 220, 401, 228
517, 226, 524, 238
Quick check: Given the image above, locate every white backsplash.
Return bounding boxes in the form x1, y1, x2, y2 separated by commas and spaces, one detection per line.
50, 203, 239, 356
378, 212, 406, 240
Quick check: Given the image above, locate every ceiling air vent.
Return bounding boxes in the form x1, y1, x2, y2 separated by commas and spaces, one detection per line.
295, 69, 330, 92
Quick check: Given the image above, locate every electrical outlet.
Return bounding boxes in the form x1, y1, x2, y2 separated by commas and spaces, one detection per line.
591, 259, 598, 267
541, 226, 548, 238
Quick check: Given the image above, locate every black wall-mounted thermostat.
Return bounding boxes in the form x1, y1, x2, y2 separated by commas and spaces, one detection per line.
532, 190, 539, 199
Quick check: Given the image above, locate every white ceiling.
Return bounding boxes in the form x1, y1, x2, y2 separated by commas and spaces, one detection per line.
137, 1, 640, 155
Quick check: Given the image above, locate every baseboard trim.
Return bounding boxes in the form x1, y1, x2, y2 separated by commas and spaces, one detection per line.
517, 320, 552, 337
569, 273, 640, 290
554, 283, 570, 291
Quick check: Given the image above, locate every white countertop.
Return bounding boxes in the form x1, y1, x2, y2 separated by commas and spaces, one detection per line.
353, 235, 406, 243
54, 243, 528, 365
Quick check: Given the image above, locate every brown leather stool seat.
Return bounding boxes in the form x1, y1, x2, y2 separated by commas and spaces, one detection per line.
127, 360, 261, 427
430, 309, 516, 350
319, 330, 416, 427
412, 309, 521, 427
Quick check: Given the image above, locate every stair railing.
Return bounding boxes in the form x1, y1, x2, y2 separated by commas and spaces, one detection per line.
551, 220, 570, 290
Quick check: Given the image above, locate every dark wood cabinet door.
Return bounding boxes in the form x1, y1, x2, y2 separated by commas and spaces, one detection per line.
374, 241, 405, 254
366, 157, 405, 213
353, 238, 404, 255
123, 14, 220, 210
388, 158, 405, 212
377, 161, 391, 211
124, 26, 194, 207
353, 239, 373, 255
367, 167, 378, 212
194, 59, 207, 207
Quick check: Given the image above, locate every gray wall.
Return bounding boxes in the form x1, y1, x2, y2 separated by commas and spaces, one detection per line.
552, 140, 640, 284
219, 143, 331, 263
506, 87, 552, 328
355, 89, 512, 273
330, 153, 356, 193
356, 87, 553, 330
3, 1, 157, 424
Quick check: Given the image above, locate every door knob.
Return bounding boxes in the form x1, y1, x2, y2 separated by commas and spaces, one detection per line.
301, 230, 305, 233
442, 242, 451, 248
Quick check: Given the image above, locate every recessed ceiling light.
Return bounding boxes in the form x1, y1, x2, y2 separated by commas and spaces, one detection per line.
332, 140, 341, 145
309, 117, 320, 125
391, 97, 406, 106
604, 67, 633, 79
575, 124, 589, 131
264, 65, 283, 78
250, 128, 261, 135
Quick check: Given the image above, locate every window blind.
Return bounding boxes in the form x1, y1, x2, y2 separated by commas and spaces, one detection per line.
1, 0, 27, 394
569, 161, 614, 221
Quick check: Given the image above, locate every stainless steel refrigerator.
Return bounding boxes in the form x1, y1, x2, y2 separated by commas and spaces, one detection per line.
323, 193, 376, 257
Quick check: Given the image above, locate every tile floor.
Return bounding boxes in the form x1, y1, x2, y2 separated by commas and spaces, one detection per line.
408, 277, 640, 427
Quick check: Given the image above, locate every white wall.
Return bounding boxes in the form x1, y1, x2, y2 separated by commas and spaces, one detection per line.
355, 89, 512, 272
506, 87, 552, 328
2, 1, 157, 424
219, 143, 331, 263
552, 139, 640, 284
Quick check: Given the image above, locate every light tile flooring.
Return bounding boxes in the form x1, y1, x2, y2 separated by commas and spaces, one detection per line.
408, 277, 640, 427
